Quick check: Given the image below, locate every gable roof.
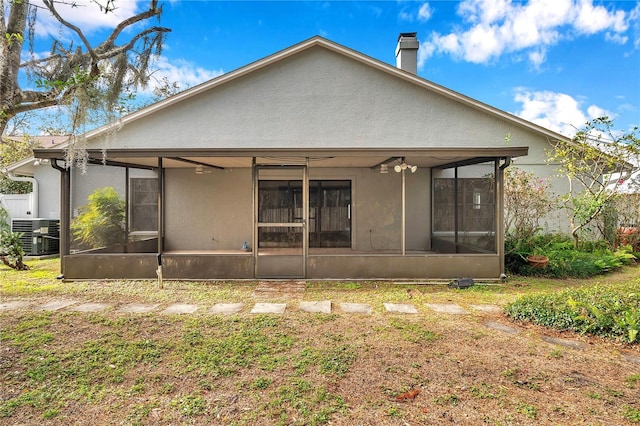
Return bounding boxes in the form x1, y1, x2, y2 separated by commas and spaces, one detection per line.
48, 36, 567, 149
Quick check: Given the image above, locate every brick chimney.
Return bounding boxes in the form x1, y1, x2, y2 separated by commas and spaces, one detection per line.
395, 32, 419, 74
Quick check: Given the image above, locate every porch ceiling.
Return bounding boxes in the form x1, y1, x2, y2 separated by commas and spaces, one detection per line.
34, 146, 528, 170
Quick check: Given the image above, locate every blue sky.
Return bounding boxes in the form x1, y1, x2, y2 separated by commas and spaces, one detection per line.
25, 0, 640, 137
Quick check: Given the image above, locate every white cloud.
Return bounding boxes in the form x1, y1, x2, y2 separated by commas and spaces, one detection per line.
147, 56, 224, 93
513, 89, 614, 136
605, 32, 628, 44
399, 2, 433, 22
528, 48, 547, 69
32, 0, 143, 39
418, 3, 433, 22
574, 0, 627, 34
418, 0, 636, 68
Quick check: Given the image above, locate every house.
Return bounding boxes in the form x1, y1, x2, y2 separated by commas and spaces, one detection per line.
26, 33, 572, 280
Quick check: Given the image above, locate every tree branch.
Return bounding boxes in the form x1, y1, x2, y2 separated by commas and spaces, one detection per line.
42, 0, 98, 65
96, 27, 170, 61
95, 0, 165, 54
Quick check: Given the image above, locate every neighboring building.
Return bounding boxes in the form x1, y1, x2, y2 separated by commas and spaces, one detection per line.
25, 33, 573, 280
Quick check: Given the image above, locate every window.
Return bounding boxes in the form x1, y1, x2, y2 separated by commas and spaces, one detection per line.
130, 178, 158, 232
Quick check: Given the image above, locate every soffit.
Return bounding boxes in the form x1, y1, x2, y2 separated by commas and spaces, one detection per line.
34, 147, 529, 170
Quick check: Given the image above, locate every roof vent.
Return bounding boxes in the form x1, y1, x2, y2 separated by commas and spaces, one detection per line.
395, 32, 419, 75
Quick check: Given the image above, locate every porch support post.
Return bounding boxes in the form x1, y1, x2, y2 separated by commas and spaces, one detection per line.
157, 157, 164, 254
454, 167, 459, 253
401, 167, 406, 256
497, 158, 507, 276
303, 157, 309, 277
125, 167, 130, 235
252, 157, 257, 279
60, 163, 71, 275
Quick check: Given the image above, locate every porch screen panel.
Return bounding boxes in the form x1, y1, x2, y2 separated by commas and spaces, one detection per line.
70, 165, 126, 254
258, 180, 351, 248
130, 178, 159, 232
258, 180, 303, 248
432, 162, 496, 254
309, 180, 351, 248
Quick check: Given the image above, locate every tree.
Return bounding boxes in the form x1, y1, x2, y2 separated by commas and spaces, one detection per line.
71, 186, 125, 248
504, 167, 554, 243
0, 0, 171, 140
548, 117, 640, 247
0, 135, 35, 193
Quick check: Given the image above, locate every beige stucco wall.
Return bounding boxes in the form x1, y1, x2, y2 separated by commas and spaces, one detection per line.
95, 46, 548, 154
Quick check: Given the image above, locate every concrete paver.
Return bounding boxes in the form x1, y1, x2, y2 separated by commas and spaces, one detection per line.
541, 335, 587, 350
425, 303, 468, 315
250, 303, 286, 314
299, 300, 332, 314
118, 303, 160, 313
38, 299, 78, 311
69, 303, 110, 312
340, 302, 372, 314
0, 301, 31, 310
162, 304, 199, 314
384, 303, 418, 314
209, 303, 244, 315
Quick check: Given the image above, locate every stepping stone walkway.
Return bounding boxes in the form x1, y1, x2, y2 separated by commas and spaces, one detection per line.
542, 335, 588, 350
2, 298, 633, 365
38, 299, 77, 311
162, 304, 199, 314
118, 303, 160, 313
251, 302, 286, 314
0, 301, 31, 310
299, 300, 332, 314
69, 303, 110, 312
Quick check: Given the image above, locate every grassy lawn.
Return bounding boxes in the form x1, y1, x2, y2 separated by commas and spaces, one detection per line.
1, 258, 639, 425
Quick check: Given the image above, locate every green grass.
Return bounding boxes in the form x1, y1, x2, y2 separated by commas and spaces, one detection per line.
2, 259, 639, 424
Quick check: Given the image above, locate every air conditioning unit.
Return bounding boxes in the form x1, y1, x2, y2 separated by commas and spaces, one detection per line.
11, 219, 60, 256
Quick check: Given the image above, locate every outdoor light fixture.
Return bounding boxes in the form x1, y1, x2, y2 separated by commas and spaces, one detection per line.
195, 165, 204, 175
380, 164, 388, 174
394, 159, 417, 173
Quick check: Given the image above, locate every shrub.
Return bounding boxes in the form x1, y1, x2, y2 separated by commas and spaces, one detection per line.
71, 187, 126, 249
505, 283, 640, 343
0, 207, 28, 270
505, 233, 635, 278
